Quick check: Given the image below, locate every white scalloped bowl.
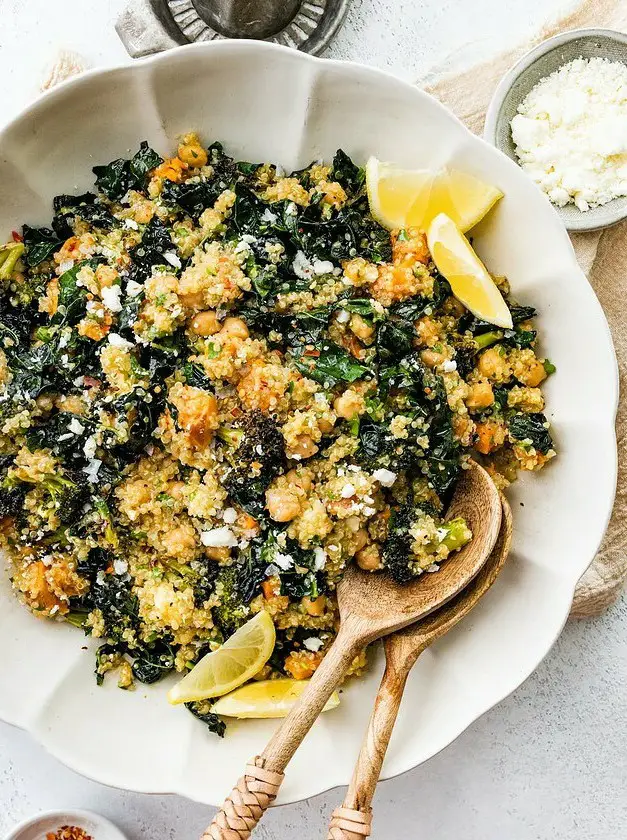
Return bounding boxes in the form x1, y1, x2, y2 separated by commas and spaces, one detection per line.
0, 41, 618, 807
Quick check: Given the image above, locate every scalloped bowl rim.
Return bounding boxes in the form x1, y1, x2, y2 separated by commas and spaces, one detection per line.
0, 40, 618, 807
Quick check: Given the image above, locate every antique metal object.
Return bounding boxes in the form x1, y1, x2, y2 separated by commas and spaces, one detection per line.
116, 0, 351, 57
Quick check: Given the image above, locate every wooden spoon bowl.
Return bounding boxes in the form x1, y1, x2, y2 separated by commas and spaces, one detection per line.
204, 461, 502, 839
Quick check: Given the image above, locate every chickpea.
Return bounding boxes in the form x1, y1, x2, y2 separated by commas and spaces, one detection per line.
178, 290, 206, 310
444, 295, 466, 317
466, 381, 495, 412
318, 416, 335, 434
345, 515, 362, 533
302, 595, 326, 616
266, 487, 302, 522
177, 142, 208, 169
334, 389, 364, 420
219, 316, 249, 340
353, 529, 369, 553
55, 395, 86, 415
36, 394, 56, 413
190, 310, 220, 336
477, 347, 511, 382
160, 525, 197, 558
420, 348, 445, 368
289, 435, 318, 460
356, 544, 382, 571
167, 480, 187, 501
285, 468, 312, 493
350, 313, 375, 343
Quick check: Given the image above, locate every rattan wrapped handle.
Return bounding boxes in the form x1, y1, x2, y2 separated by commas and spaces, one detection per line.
203, 623, 364, 838
327, 806, 372, 839
202, 756, 284, 840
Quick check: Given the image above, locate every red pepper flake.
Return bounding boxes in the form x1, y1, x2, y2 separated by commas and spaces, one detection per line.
46, 826, 93, 840
11, 230, 23, 242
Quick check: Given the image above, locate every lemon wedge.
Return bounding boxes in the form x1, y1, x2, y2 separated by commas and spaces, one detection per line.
366, 158, 503, 233
211, 679, 340, 719
427, 213, 513, 329
167, 610, 276, 705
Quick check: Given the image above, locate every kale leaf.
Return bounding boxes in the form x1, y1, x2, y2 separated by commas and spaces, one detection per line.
131, 640, 176, 684
161, 180, 220, 218
382, 500, 416, 584
331, 149, 364, 192
508, 412, 554, 454
294, 342, 368, 386
22, 225, 62, 266
130, 141, 163, 182
93, 141, 163, 201
128, 217, 174, 281
185, 702, 226, 737
52, 192, 116, 238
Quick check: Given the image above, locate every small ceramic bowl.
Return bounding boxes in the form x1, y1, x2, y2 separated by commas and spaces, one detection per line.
4, 810, 126, 840
484, 28, 627, 232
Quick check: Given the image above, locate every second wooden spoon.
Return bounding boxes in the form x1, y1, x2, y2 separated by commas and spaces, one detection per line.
327, 494, 513, 840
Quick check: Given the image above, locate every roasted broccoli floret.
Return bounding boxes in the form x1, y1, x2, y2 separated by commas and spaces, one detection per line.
219, 410, 286, 515
211, 565, 250, 639
40, 469, 92, 525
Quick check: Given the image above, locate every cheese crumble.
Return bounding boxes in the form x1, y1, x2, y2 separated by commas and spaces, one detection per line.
511, 57, 627, 211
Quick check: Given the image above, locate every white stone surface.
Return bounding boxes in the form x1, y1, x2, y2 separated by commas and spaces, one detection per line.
1, 1, 626, 838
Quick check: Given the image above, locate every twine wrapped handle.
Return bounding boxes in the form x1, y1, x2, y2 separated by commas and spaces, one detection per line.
327, 807, 372, 839
203, 756, 284, 840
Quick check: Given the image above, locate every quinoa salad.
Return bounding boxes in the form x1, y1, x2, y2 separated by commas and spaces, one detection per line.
0, 135, 555, 734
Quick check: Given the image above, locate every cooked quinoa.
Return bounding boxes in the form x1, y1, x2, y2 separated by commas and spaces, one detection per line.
0, 135, 555, 734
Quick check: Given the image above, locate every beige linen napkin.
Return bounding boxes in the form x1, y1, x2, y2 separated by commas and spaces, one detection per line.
426, 0, 627, 617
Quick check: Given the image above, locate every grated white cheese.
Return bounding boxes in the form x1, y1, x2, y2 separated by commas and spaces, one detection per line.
101, 284, 123, 313
222, 507, 238, 525
164, 251, 182, 269
511, 57, 627, 211
313, 546, 327, 570
200, 526, 238, 548
68, 417, 85, 435
113, 558, 128, 576
108, 332, 134, 349
126, 279, 144, 298
372, 468, 397, 487
303, 637, 324, 652
273, 551, 294, 571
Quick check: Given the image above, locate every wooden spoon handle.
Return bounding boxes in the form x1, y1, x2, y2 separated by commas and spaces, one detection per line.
203, 619, 364, 839
327, 639, 427, 839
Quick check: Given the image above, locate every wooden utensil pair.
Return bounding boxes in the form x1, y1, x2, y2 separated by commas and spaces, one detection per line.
204, 462, 507, 839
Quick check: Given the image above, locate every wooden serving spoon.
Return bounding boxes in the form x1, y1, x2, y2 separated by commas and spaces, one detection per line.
326, 494, 512, 840
203, 461, 501, 840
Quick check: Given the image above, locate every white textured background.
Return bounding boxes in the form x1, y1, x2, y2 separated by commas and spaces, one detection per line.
1, 1, 626, 839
